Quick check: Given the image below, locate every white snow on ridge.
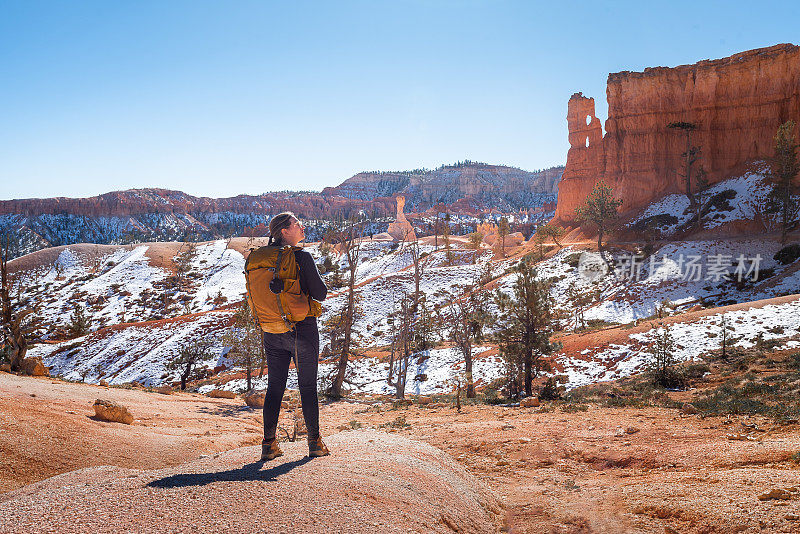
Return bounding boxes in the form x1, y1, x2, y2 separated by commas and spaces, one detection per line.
189, 241, 247, 311
559, 298, 800, 389
629, 171, 773, 235
31, 311, 233, 387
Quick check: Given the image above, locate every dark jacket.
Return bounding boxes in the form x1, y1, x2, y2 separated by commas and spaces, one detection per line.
293, 250, 327, 327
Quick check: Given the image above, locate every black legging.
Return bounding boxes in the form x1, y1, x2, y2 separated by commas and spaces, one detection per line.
262, 318, 320, 441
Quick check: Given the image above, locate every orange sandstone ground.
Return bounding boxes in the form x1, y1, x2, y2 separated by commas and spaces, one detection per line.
3, 371, 800, 533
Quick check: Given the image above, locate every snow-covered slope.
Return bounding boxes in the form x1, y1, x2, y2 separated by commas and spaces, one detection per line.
16, 226, 800, 394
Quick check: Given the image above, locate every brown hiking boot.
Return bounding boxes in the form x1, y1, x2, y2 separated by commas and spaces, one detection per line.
261, 439, 283, 461
308, 436, 330, 457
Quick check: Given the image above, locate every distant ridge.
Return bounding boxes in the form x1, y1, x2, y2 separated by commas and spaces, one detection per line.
0, 161, 562, 258
323, 162, 563, 212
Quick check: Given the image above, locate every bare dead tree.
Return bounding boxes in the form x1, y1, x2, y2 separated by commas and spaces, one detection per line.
449, 286, 489, 398
328, 216, 364, 398
667, 121, 703, 210
387, 294, 415, 399
397, 235, 430, 311
1, 234, 36, 371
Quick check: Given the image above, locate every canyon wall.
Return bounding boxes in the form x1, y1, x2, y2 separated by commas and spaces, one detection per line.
554, 43, 800, 224
325, 163, 563, 212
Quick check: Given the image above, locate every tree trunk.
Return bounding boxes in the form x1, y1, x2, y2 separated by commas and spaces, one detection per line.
685, 132, 696, 208
523, 352, 533, 397
9, 341, 26, 372
464, 341, 475, 398
180, 365, 191, 390
246, 361, 252, 392
331, 270, 356, 398
414, 263, 421, 310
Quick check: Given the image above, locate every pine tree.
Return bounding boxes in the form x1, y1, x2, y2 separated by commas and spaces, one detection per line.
575, 181, 623, 252
497, 217, 510, 258
536, 223, 566, 249
693, 165, 710, 228
766, 121, 800, 244
166, 338, 213, 390
493, 259, 560, 397
647, 322, 680, 388
68, 303, 90, 338
222, 300, 262, 392
667, 121, 701, 209
720, 313, 737, 361
466, 232, 484, 251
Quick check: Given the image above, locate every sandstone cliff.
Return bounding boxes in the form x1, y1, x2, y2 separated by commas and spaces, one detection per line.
555, 43, 800, 224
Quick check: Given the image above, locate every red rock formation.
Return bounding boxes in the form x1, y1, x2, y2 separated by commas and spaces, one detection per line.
555, 44, 800, 224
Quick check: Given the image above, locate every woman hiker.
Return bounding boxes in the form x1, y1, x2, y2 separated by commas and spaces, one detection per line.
259, 212, 329, 460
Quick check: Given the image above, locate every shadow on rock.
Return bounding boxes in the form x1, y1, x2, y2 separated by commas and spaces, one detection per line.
148, 457, 312, 488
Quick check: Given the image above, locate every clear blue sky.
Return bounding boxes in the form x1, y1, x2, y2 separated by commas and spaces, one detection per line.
1, 0, 797, 200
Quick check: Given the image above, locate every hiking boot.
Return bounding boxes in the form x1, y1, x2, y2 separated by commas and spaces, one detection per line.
308, 436, 330, 457
261, 439, 283, 461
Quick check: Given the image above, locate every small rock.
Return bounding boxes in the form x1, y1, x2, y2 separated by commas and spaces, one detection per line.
20, 357, 49, 377
206, 390, 236, 399
520, 397, 540, 408
727, 433, 757, 441
99, 379, 109, 387
625, 426, 640, 434
501, 424, 516, 431
681, 403, 698, 415
281, 401, 289, 409
93, 399, 134, 425
203, 430, 211, 436
519, 437, 532, 443
0, 363, 11, 373
282, 394, 291, 401
786, 513, 799, 521
614, 428, 625, 437
496, 460, 509, 466
588, 425, 595, 431
244, 391, 266, 408
758, 489, 793, 501
154, 385, 172, 395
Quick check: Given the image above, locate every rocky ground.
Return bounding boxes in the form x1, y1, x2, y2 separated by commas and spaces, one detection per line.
3, 371, 800, 533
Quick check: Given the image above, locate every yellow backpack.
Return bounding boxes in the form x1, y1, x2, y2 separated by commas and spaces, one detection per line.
244, 245, 322, 333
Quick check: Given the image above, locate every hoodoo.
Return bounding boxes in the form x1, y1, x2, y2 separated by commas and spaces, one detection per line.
554, 43, 800, 224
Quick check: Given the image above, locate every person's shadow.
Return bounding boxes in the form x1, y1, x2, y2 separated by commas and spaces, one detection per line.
147, 457, 313, 489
